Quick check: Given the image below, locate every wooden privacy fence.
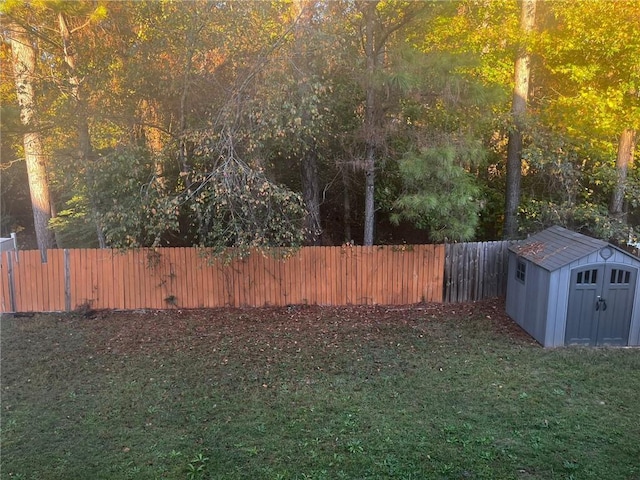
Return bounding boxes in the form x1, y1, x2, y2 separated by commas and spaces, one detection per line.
443, 241, 512, 303
1, 241, 512, 313
0, 245, 446, 313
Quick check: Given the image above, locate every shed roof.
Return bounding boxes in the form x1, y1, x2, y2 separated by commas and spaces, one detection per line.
509, 226, 610, 271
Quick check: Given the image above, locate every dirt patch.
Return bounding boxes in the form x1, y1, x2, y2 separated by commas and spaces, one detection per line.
46, 298, 533, 356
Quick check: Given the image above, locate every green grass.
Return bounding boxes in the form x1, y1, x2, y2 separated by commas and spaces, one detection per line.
2, 301, 640, 480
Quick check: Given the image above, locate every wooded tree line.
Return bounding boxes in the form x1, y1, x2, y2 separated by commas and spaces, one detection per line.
1, 0, 638, 257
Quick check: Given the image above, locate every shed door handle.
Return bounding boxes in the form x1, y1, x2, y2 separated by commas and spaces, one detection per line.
596, 298, 607, 311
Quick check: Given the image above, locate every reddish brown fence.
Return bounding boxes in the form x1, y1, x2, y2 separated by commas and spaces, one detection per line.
0, 245, 445, 313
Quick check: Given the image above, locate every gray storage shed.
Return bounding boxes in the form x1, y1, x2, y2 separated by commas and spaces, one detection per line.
506, 226, 640, 347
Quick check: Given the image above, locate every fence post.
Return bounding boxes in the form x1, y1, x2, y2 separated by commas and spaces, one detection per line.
64, 249, 71, 312
6, 252, 16, 312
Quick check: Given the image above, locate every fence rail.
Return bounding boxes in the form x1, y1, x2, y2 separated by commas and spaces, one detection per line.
1, 245, 450, 313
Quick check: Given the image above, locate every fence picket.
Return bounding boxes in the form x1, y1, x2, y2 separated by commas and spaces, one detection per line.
11, 251, 24, 311
81, 249, 92, 308
254, 251, 265, 307
209, 257, 223, 308
311, 249, 319, 305
411, 246, 420, 303
47, 249, 62, 311
313, 247, 321, 304
0, 252, 12, 313
197, 253, 208, 308
262, 251, 273, 306
24, 251, 37, 311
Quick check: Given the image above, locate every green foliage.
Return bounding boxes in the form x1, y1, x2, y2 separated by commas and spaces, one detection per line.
390, 146, 482, 242
519, 124, 637, 244
518, 199, 636, 245
537, 1, 640, 161
186, 453, 209, 480
89, 148, 181, 248
49, 195, 100, 248
67, 143, 307, 253
247, 80, 333, 160
4, 0, 639, 247
419, 0, 520, 92
0, 157, 32, 237
628, 166, 640, 211
189, 157, 307, 254
521, 125, 589, 205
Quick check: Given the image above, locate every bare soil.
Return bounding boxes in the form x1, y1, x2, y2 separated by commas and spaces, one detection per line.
70, 298, 532, 356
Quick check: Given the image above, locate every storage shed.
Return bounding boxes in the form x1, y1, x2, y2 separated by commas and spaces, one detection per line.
506, 226, 640, 347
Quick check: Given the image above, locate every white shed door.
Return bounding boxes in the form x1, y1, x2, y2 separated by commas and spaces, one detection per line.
565, 265, 637, 346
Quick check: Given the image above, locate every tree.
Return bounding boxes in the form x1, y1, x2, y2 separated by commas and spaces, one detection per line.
391, 147, 481, 242
522, 0, 640, 241
360, 1, 379, 246
610, 128, 636, 221
7, 0, 638, 250
5, 21, 56, 258
503, 0, 537, 239
245, 0, 331, 245
56, 5, 108, 247
187, 140, 307, 254
349, 1, 428, 245
3, 1, 123, 248
86, 1, 309, 252
292, 0, 323, 245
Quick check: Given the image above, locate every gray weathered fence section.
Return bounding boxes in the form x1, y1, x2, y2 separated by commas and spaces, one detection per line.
443, 241, 512, 303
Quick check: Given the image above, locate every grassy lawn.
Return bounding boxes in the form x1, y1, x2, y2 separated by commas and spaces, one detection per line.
2, 300, 639, 480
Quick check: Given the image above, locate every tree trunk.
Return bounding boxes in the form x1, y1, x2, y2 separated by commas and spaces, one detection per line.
609, 128, 636, 221
8, 22, 57, 260
58, 12, 107, 248
177, 17, 200, 184
301, 149, 322, 245
139, 99, 166, 155
294, 0, 323, 245
138, 98, 167, 191
342, 165, 352, 243
362, 2, 379, 246
363, 144, 376, 246
503, 0, 537, 240
504, 127, 523, 238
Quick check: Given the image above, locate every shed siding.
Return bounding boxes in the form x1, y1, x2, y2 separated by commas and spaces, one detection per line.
546, 268, 569, 347
554, 267, 571, 346
506, 252, 551, 345
526, 266, 550, 343
618, 252, 640, 345
545, 274, 559, 346
630, 285, 640, 345
619, 252, 639, 266
505, 253, 526, 324
574, 251, 601, 267
546, 266, 575, 347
